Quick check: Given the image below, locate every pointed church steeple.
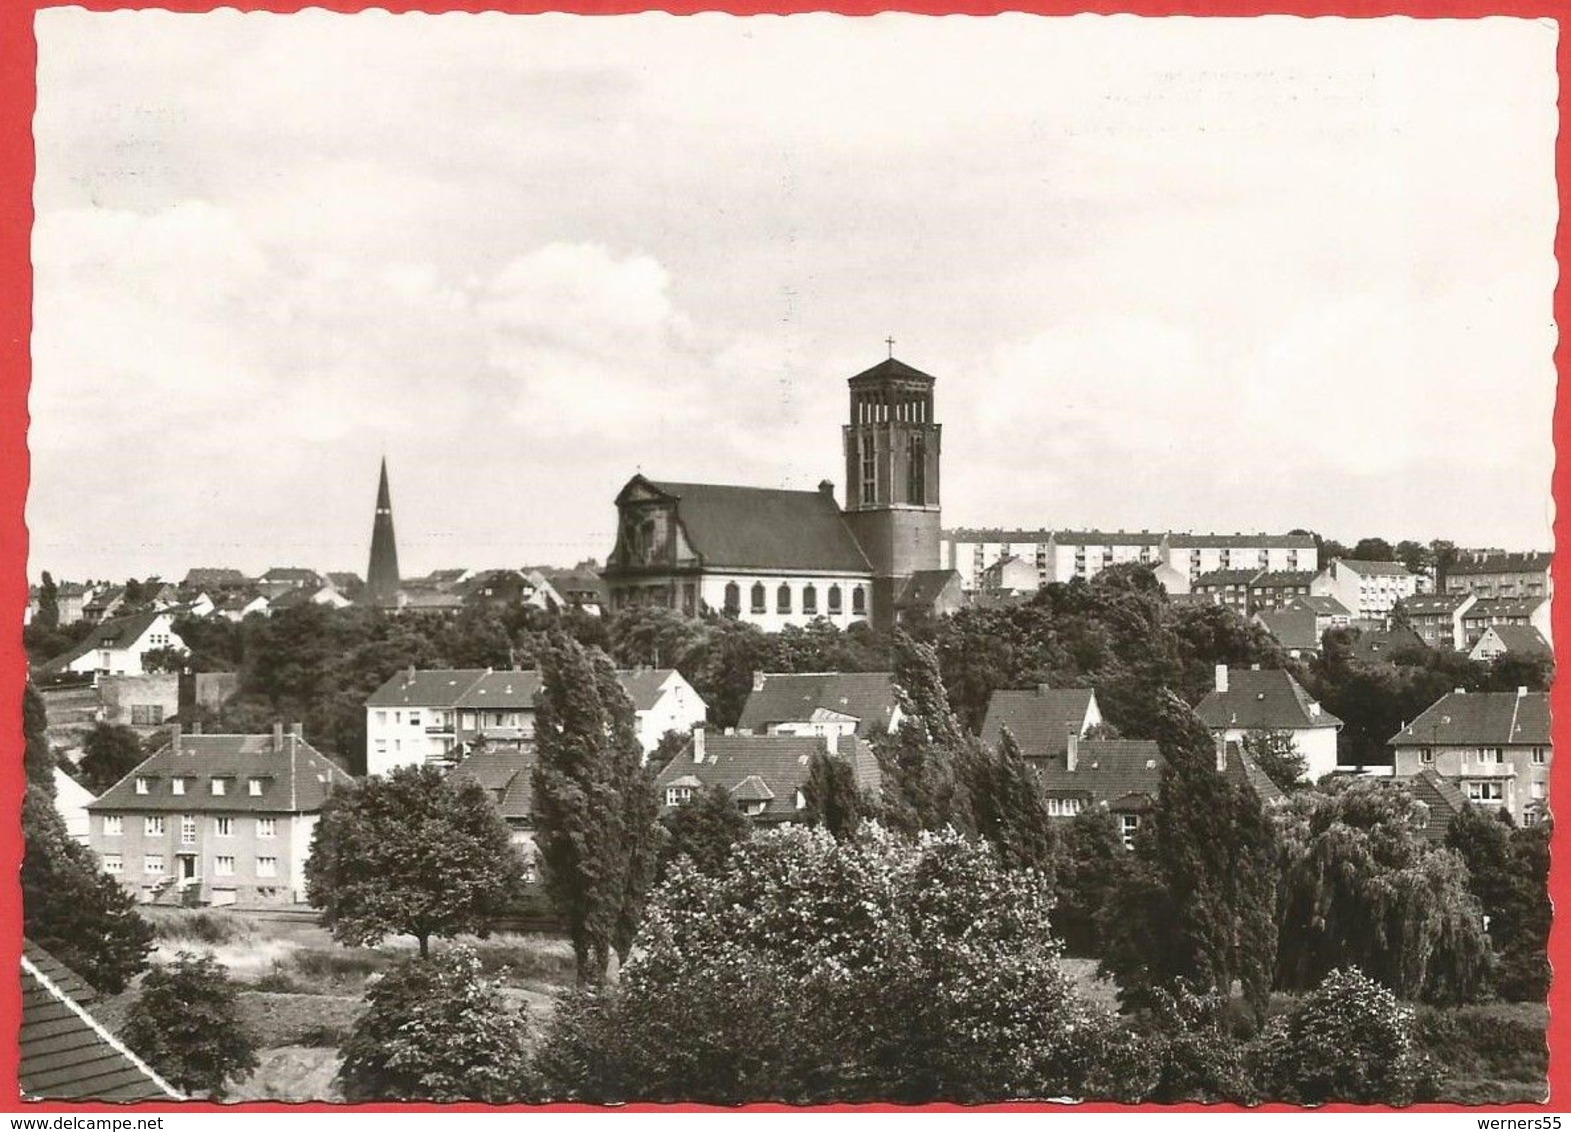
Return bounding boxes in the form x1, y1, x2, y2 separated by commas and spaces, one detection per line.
366, 458, 401, 610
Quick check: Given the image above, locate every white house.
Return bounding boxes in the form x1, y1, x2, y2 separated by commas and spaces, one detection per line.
1312, 559, 1417, 624
35, 611, 185, 680
1193, 664, 1342, 782
53, 769, 96, 844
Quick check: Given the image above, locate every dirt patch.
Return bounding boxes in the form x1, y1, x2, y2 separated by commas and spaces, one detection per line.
227, 1046, 343, 1104
240, 991, 365, 1049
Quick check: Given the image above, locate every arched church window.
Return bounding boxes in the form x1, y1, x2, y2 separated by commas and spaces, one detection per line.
751, 583, 766, 614
777, 584, 793, 614
724, 582, 741, 616
852, 587, 867, 616
803, 585, 818, 615
828, 584, 843, 614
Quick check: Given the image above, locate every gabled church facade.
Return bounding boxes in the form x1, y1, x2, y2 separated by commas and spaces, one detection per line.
602, 357, 953, 631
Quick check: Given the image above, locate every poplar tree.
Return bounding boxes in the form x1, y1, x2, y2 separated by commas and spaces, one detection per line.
966, 728, 1056, 875
802, 750, 863, 840
875, 631, 974, 835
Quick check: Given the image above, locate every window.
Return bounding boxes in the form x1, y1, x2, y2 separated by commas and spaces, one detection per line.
852, 587, 867, 616
1532, 780, 1547, 800
1484, 748, 1504, 764
724, 582, 741, 616
181, 815, 196, 845
1420, 748, 1434, 764
376, 710, 386, 724
248, 778, 264, 796
1119, 814, 1141, 850
135, 777, 149, 795
171, 777, 186, 795
1464, 780, 1504, 803
907, 434, 926, 505
211, 778, 228, 796
1533, 747, 1547, 765
777, 584, 792, 614
103, 854, 122, 874
215, 817, 234, 837
145, 854, 165, 875
828, 585, 843, 615
795, 789, 807, 811
802, 585, 817, 615
144, 816, 164, 837
664, 787, 692, 807
257, 817, 276, 839
215, 856, 235, 877
740, 800, 767, 817
409, 712, 421, 728
103, 815, 123, 837
394, 711, 401, 725
130, 704, 163, 726
860, 436, 876, 503
256, 856, 278, 878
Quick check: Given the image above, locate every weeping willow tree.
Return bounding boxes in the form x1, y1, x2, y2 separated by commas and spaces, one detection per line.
1273, 778, 1489, 1004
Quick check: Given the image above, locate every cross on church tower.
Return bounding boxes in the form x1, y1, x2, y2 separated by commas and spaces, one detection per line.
885, 336, 895, 358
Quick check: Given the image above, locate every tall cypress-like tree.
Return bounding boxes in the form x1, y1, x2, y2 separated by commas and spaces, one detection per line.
802, 751, 863, 840
966, 728, 1056, 875
24, 682, 55, 795
36, 572, 59, 631
875, 632, 974, 835
594, 656, 662, 968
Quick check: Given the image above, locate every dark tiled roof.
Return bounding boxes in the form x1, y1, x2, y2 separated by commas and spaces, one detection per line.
1398, 769, 1467, 844
1222, 742, 1287, 802
1255, 609, 1320, 652
454, 671, 544, 711
267, 588, 317, 612
1193, 569, 1261, 589
895, 569, 962, 610
1032, 739, 1162, 812
88, 734, 354, 815
847, 356, 937, 385
1478, 624, 1552, 657
980, 687, 1097, 761
1335, 559, 1413, 577
1449, 552, 1553, 576
1463, 597, 1550, 621
653, 733, 877, 820
37, 610, 172, 674
943, 528, 1164, 545
1167, 533, 1317, 549
21, 942, 182, 1101
182, 568, 251, 588
1252, 570, 1317, 588
84, 586, 126, 613
617, 668, 681, 712
400, 589, 467, 610
261, 567, 325, 585
1194, 668, 1341, 731
367, 669, 490, 708
1391, 690, 1550, 746
450, 743, 535, 822
544, 570, 607, 599
1401, 594, 1473, 614
738, 672, 899, 738
647, 480, 874, 574
1286, 595, 1352, 618
1351, 627, 1426, 663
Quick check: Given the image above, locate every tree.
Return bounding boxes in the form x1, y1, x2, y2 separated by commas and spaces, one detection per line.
140, 646, 188, 674
79, 723, 146, 795
534, 825, 1114, 1104
122, 952, 258, 1099
305, 764, 526, 957
660, 785, 751, 877
337, 947, 534, 1103
874, 632, 974, 835
22, 789, 153, 994
1249, 967, 1439, 1105
645, 729, 690, 775
533, 633, 656, 983
1099, 692, 1278, 1018
36, 571, 59, 631
1448, 808, 1551, 1001
1240, 729, 1305, 792
801, 750, 864, 840
1051, 808, 1134, 956
1273, 779, 1488, 1004
23, 682, 55, 794
1350, 538, 1395, 562
963, 728, 1056, 874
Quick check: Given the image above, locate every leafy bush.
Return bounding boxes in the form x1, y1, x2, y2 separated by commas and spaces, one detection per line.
1249, 967, 1439, 1106
1412, 1003, 1548, 1085
535, 824, 1114, 1105
336, 946, 534, 1103
122, 952, 260, 1099
289, 947, 388, 982
153, 911, 252, 946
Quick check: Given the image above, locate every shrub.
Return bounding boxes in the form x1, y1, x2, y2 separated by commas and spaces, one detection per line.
1249, 967, 1439, 1106
336, 946, 534, 1103
122, 952, 260, 1099
154, 911, 251, 946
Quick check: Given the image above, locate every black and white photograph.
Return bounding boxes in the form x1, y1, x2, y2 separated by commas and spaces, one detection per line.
16, 8, 1559, 1107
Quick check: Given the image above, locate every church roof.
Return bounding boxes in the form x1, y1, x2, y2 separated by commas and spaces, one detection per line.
648, 481, 873, 574
847, 356, 937, 385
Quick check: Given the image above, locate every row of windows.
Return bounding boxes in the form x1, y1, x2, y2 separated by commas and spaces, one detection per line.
1417, 747, 1547, 765
103, 815, 276, 838
136, 775, 268, 797
724, 581, 867, 617
103, 854, 278, 877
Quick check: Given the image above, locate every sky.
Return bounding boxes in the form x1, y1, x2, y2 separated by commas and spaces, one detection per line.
28, 11, 1560, 582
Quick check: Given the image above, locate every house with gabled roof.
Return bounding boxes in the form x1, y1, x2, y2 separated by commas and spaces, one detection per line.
1390, 688, 1550, 825
738, 671, 902, 740
1461, 596, 1552, 650
1395, 767, 1467, 845
182, 567, 252, 592
449, 742, 540, 885
1027, 733, 1163, 846
979, 685, 1102, 763
20, 941, 183, 1101
1397, 592, 1477, 650
259, 567, 326, 590
87, 724, 354, 905
35, 610, 185, 679
653, 728, 880, 821
1350, 626, 1427, 666
1193, 665, 1341, 782
1470, 623, 1553, 664
81, 585, 127, 624
1253, 608, 1321, 658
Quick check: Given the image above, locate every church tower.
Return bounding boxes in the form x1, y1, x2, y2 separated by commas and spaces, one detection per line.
366, 457, 401, 610
841, 356, 943, 626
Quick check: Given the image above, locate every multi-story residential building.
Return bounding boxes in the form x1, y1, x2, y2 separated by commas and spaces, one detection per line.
1390, 688, 1550, 825
87, 725, 353, 905
1461, 596, 1553, 649
1284, 594, 1353, 632
1192, 569, 1258, 615
1397, 593, 1478, 650
35, 611, 185, 680
737, 672, 902, 739
1193, 665, 1342, 781
1247, 570, 1317, 614
1160, 533, 1319, 585
1312, 559, 1417, 624
1444, 551, 1552, 601
366, 666, 708, 775
942, 529, 1168, 591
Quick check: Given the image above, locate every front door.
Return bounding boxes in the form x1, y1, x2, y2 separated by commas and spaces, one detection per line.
178, 855, 197, 883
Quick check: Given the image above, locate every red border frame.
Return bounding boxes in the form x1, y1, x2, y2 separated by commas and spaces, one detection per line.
1, 0, 1565, 1113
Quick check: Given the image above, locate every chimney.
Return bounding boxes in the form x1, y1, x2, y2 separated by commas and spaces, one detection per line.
1518, 685, 1529, 698
692, 726, 706, 763
404, 665, 416, 687
1066, 730, 1078, 773
1215, 734, 1228, 773
191, 721, 202, 736
1037, 683, 1051, 696
172, 728, 181, 755
272, 722, 285, 752
818, 480, 836, 502
753, 671, 767, 693
291, 722, 304, 738
1215, 664, 1229, 694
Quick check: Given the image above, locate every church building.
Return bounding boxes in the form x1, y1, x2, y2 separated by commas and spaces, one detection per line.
602, 357, 956, 630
